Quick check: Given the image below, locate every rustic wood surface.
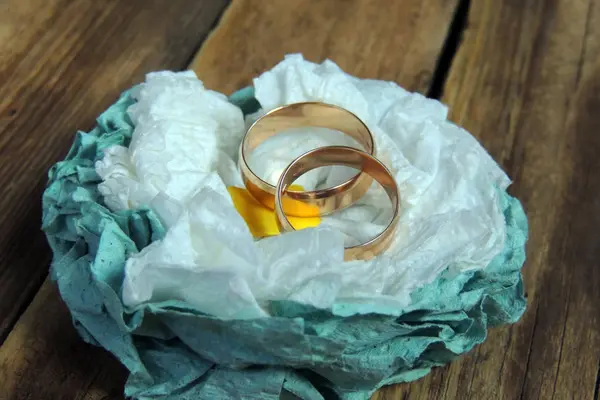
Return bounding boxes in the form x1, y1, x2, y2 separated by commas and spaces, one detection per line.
190, 0, 458, 94
1, 0, 599, 399
0, 0, 229, 343
375, 0, 600, 399
0, 280, 128, 400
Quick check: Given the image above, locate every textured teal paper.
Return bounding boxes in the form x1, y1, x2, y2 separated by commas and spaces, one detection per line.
42, 88, 528, 400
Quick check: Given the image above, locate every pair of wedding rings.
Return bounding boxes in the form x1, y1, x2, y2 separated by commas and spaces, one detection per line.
239, 102, 400, 261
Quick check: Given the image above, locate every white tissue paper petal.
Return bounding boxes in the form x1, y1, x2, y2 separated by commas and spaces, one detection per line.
96, 70, 246, 222
98, 55, 511, 319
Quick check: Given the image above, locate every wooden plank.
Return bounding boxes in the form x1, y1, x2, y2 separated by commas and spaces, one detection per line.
376, 0, 600, 399
190, 0, 459, 94
0, 278, 127, 399
0, 0, 461, 399
0, 0, 229, 343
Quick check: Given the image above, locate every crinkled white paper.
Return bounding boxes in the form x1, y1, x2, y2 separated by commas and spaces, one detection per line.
97, 55, 510, 319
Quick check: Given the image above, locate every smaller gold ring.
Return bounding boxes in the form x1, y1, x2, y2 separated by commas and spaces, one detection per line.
275, 146, 400, 261
239, 102, 375, 217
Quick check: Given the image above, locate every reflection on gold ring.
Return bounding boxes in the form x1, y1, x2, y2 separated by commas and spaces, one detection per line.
239, 102, 375, 217
275, 146, 400, 261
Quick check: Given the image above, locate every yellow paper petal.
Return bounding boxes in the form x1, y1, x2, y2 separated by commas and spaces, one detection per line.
228, 185, 320, 238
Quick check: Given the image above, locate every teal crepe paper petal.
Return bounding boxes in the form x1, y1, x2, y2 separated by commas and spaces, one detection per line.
41, 87, 528, 400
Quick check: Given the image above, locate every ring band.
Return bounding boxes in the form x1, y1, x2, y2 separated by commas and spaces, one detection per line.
275, 146, 400, 261
239, 102, 375, 217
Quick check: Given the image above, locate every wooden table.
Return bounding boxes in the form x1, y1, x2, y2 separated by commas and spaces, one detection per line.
0, 1, 599, 399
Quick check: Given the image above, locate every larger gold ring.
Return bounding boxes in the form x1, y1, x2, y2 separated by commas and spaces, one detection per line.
275, 146, 400, 261
239, 102, 375, 217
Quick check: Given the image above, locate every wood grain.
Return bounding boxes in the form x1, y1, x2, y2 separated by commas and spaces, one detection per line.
0, 0, 229, 343
0, 0, 461, 399
0, 278, 127, 400
190, 0, 459, 94
8, 0, 599, 399
375, 0, 600, 399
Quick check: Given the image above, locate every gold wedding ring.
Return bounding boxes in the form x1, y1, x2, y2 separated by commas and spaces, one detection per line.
239, 102, 375, 217
275, 146, 400, 261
